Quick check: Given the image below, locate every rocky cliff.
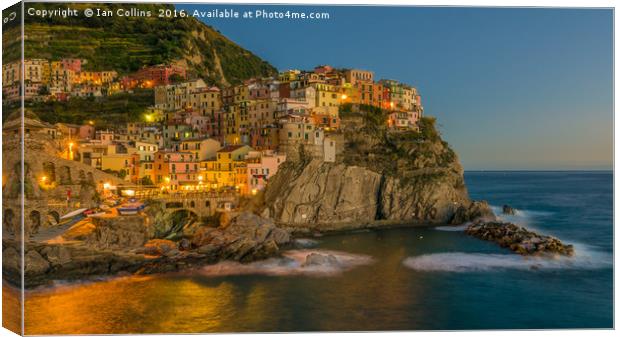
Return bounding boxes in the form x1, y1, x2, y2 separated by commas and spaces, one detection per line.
263, 110, 492, 230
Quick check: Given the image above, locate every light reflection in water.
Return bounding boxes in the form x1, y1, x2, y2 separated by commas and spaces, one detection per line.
22, 242, 433, 334
3, 284, 21, 334
24, 275, 252, 334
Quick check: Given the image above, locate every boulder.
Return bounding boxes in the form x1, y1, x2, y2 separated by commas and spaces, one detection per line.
451, 201, 495, 225
502, 205, 517, 215
2, 247, 20, 273
40, 245, 72, 266
178, 238, 191, 251
25, 250, 50, 276
191, 212, 291, 262
84, 216, 149, 250
302, 253, 340, 267
142, 239, 177, 256
196, 244, 220, 255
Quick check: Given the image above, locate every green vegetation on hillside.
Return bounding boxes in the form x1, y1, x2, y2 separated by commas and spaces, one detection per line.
10, 90, 154, 128
340, 111, 459, 184
5, 3, 276, 85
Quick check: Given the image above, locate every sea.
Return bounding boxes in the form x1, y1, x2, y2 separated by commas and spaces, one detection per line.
11, 171, 613, 333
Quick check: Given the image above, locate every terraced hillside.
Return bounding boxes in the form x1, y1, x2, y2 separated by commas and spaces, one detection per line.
5, 3, 276, 85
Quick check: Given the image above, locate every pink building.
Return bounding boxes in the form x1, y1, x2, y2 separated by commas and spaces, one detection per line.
167, 151, 200, 190
79, 124, 95, 140
314, 65, 334, 74
61, 58, 82, 73
249, 83, 271, 100
387, 111, 420, 131
245, 150, 286, 194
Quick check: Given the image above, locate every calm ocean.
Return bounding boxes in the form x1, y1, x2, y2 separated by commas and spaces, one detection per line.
22, 171, 613, 333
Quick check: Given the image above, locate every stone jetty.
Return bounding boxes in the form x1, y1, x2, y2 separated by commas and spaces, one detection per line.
465, 221, 574, 256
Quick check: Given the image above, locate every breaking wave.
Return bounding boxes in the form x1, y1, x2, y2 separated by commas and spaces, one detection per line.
294, 238, 319, 248
198, 249, 374, 277
434, 223, 470, 231
434, 206, 553, 232
402, 246, 612, 273
490, 205, 552, 226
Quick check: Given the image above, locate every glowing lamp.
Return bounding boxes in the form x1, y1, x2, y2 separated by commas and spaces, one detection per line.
122, 189, 136, 197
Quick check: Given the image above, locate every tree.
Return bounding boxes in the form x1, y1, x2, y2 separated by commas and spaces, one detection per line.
140, 176, 154, 186
38, 85, 50, 96
168, 73, 184, 84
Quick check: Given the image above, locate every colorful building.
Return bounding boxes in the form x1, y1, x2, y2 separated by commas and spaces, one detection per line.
244, 150, 287, 195
203, 145, 252, 189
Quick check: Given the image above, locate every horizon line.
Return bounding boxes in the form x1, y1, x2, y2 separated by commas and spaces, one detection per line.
463, 169, 613, 172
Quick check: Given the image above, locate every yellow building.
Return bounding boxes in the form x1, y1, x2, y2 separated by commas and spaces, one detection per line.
203, 145, 252, 189
314, 83, 340, 108
24, 59, 50, 84
180, 138, 221, 162
78, 71, 118, 85
189, 86, 221, 117
222, 84, 250, 144
344, 69, 374, 86
2, 61, 20, 86
223, 105, 241, 145
278, 69, 301, 82
339, 83, 359, 105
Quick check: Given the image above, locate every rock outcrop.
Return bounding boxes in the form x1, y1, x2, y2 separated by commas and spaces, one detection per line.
465, 221, 575, 256
303, 253, 340, 267
82, 216, 150, 250
502, 205, 517, 215
2, 239, 149, 287
191, 212, 291, 262
263, 115, 491, 230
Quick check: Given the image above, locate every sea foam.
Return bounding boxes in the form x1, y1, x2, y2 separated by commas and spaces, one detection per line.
198, 249, 374, 277
402, 246, 612, 273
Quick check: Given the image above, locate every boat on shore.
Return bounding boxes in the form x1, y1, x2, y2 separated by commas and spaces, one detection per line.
117, 201, 146, 215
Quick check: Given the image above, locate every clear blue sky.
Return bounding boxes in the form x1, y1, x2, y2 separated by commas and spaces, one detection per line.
178, 5, 613, 170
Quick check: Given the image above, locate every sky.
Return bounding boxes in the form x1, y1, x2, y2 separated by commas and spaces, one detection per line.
178, 4, 613, 170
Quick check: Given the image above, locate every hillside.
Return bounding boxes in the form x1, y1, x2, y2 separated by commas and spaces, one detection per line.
5, 3, 276, 86
262, 106, 493, 230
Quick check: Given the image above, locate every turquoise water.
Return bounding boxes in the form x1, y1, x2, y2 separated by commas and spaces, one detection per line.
24, 171, 613, 333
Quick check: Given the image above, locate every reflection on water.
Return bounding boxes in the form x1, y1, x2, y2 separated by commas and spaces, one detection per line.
21, 172, 614, 334
3, 284, 21, 334
23, 226, 613, 334
23, 242, 435, 334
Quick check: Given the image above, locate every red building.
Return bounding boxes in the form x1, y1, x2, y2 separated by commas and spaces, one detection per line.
124, 64, 187, 89
61, 58, 82, 73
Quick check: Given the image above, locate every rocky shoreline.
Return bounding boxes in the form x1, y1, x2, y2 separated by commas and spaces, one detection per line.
3, 209, 579, 288
3, 212, 293, 288
465, 221, 575, 256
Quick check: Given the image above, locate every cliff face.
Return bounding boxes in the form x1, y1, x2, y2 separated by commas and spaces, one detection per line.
263, 111, 491, 230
